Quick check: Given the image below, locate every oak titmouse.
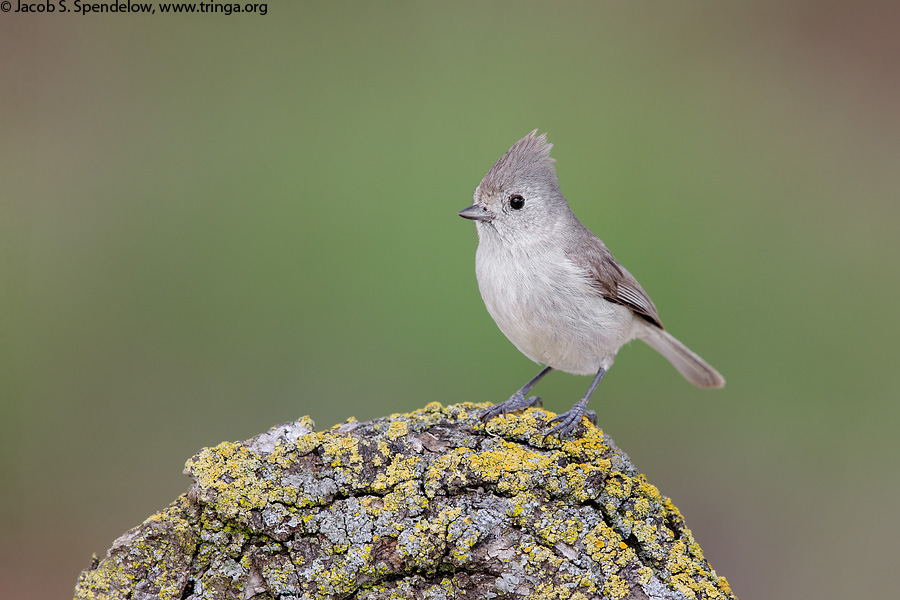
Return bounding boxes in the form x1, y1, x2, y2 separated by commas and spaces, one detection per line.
459, 130, 725, 437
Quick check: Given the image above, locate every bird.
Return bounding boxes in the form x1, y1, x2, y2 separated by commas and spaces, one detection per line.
459, 130, 725, 437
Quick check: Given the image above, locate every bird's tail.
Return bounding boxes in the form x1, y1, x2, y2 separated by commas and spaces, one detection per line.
640, 326, 725, 389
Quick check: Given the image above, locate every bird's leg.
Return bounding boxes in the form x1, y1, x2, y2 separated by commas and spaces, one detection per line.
546, 366, 607, 437
481, 366, 553, 422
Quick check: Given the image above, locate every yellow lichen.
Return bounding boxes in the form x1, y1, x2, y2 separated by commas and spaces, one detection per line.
583, 521, 630, 566
636, 478, 663, 504
550, 462, 605, 502
321, 433, 363, 468
386, 420, 408, 440
535, 515, 582, 547
466, 440, 554, 492
602, 573, 630, 600
633, 497, 651, 518
632, 520, 655, 544
604, 471, 633, 500
373, 454, 422, 492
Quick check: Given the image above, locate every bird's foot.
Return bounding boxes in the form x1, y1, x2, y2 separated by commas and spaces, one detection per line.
481, 392, 543, 422
545, 400, 594, 438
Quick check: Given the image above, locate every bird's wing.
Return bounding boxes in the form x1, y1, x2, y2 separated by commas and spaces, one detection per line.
566, 237, 664, 329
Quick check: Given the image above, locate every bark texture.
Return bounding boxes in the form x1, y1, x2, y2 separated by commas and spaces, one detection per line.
74, 402, 736, 600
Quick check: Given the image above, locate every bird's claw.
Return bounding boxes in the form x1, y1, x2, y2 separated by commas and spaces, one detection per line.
545, 404, 592, 438
481, 393, 543, 422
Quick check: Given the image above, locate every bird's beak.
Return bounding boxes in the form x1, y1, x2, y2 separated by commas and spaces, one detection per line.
458, 204, 492, 222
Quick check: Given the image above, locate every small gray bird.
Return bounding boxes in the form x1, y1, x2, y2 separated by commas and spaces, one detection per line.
459, 130, 725, 437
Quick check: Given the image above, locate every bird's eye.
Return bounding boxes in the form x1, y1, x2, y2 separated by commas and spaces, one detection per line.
509, 194, 525, 210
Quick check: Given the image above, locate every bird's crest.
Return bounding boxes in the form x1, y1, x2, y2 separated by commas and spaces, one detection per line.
479, 130, 558, 195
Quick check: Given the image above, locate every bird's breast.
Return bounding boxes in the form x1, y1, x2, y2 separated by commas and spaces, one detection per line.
474, 241, 637, 375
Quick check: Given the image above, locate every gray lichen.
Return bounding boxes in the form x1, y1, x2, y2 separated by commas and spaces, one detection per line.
74, 402, 736, 600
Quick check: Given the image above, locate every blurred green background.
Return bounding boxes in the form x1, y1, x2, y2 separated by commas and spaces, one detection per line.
2, 2, 899, 599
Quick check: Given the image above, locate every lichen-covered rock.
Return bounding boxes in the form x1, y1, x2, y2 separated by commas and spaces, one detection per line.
74, 402, 736, 600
